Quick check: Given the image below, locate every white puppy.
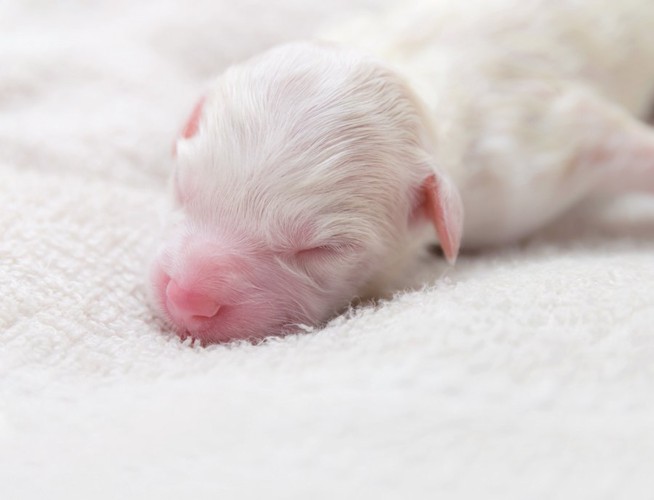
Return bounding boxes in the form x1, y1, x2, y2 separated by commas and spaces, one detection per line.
148, 0, 654, 343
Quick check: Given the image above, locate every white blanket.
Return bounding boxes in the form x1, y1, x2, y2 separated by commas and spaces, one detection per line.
2, 1, 654, 498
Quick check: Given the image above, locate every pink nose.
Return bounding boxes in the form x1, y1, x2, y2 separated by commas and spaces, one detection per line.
165, 280, 221, 324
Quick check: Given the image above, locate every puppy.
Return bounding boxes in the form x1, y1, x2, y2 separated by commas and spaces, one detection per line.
148, 0, 654, 343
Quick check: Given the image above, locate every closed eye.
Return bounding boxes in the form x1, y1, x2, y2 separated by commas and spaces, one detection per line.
295, 245, 339, 259
293, 242, 362, 261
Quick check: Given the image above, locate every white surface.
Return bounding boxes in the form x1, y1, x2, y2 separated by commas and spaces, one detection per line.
2, 1, 654, 498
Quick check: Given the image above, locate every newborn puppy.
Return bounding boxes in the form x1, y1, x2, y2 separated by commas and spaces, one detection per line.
149, 44, 462, 343
148, 0, 654, 343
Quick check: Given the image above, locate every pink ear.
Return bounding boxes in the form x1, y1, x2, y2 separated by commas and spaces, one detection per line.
420, 174, 464, 264
181, 95, 206, 139
172, 95, 206, 156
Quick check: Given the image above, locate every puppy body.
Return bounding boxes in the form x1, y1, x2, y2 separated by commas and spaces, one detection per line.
149, 0, 654, 342
324, 0, 654, 246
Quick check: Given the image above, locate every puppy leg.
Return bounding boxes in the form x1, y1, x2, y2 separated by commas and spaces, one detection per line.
461, 84, 654, 247
582, 98, 654, 195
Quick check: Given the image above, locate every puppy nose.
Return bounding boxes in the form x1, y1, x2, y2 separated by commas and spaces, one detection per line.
165, 280, 221, 321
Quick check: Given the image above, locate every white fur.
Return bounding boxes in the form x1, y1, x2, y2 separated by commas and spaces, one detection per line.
324, 0, 654, 247
5, 0, 654, 497
161, 40, 461, 330
163, 0, 654, 318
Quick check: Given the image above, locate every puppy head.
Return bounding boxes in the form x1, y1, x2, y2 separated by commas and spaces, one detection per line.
148, 42, 462, 343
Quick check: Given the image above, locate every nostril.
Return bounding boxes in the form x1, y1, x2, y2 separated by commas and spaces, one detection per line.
165, 280, 221, 319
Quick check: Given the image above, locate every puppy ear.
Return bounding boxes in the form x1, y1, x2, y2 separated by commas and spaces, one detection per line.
415, 172, 464, 264
173, 95, 206, 156
389, 76, 464, 263
180, 95, 206, 140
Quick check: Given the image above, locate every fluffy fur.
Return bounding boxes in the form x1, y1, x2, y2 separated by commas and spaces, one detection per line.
327, 0, 654, 247
150, 0, 654, 343
150, 42, 462, 342
4, 1, 654, 497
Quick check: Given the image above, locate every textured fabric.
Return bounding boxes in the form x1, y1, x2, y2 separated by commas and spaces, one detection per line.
2, 1, 654, 498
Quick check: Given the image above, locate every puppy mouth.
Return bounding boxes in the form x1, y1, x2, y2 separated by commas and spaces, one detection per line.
157, 293, 261, 343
